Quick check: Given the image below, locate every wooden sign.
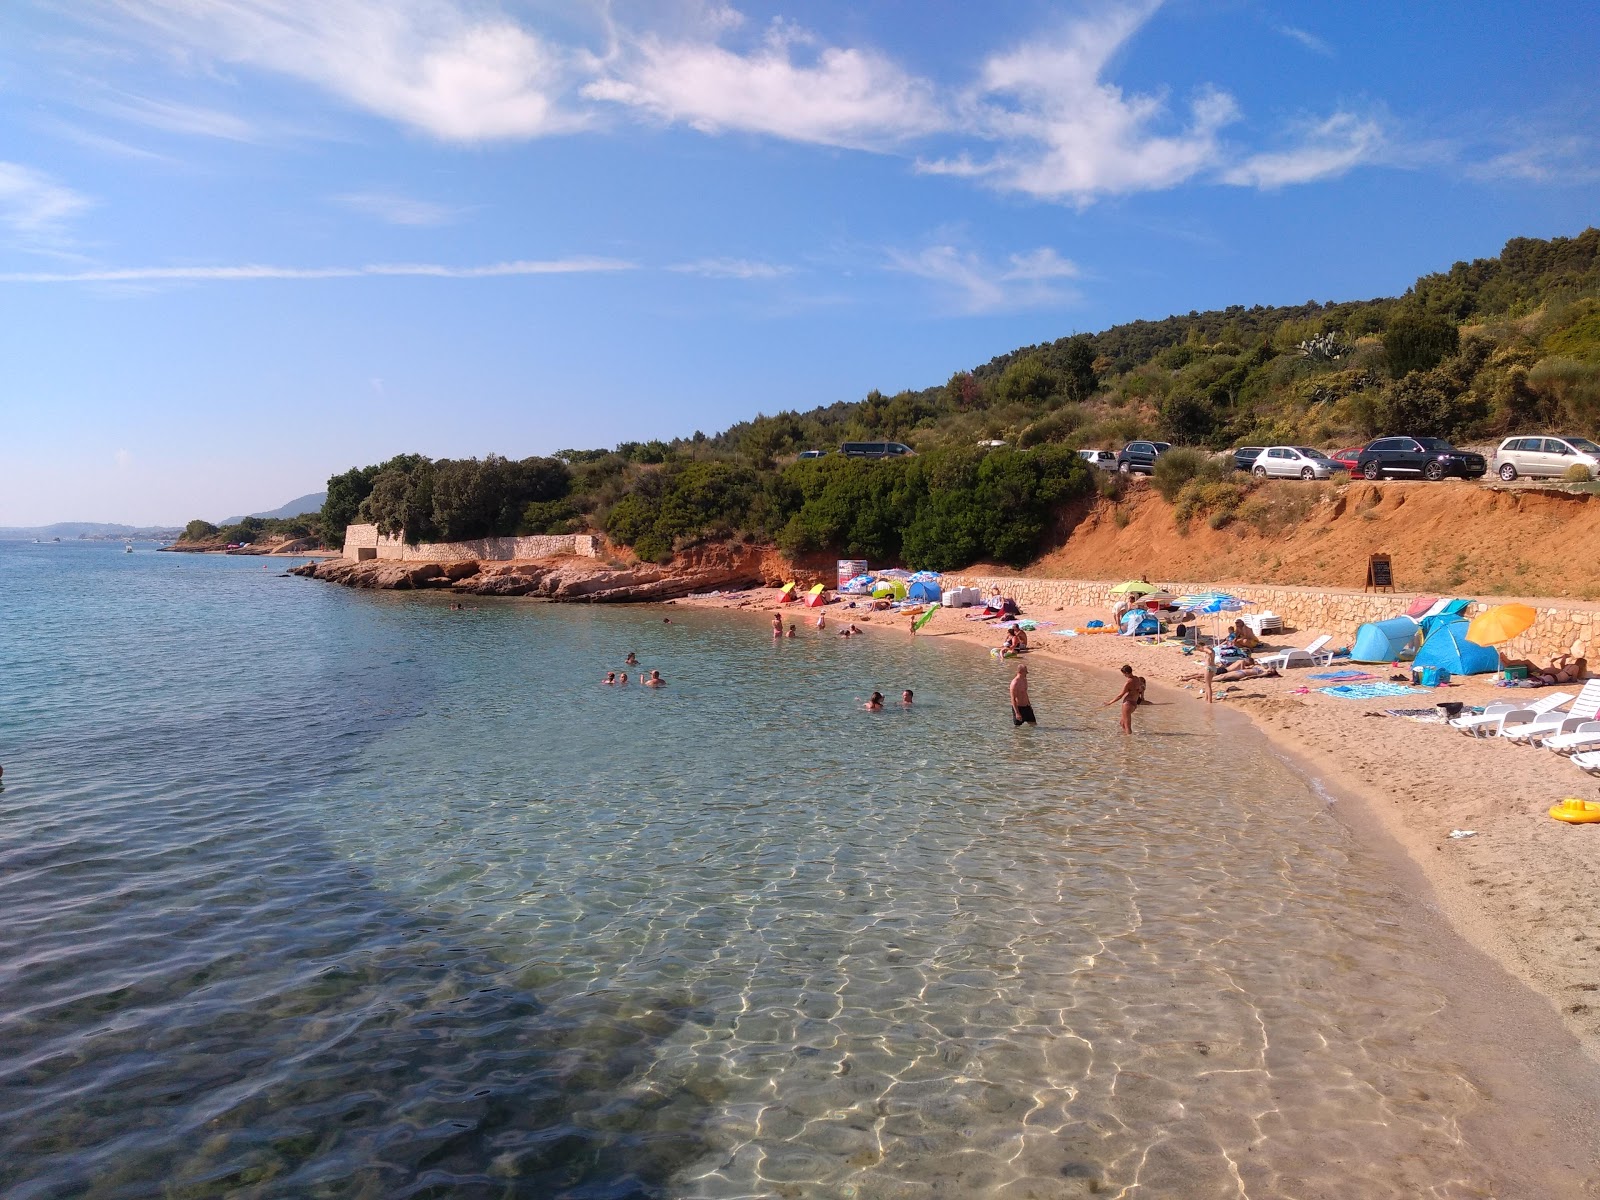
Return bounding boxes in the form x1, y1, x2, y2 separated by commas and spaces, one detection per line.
1364, 553, 1394, 592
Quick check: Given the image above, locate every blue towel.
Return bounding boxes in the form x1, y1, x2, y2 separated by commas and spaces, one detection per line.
1309, 670, 1379, 681
1319, 682, 1420, 699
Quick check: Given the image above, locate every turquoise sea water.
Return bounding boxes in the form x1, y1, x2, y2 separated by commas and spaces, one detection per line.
0, 542, 1529, 1197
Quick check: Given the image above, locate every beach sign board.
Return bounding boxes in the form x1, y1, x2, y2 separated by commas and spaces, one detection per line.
837, 559, 869, 589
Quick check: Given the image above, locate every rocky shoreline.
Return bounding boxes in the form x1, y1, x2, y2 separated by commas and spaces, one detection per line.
290, 544, 774, 602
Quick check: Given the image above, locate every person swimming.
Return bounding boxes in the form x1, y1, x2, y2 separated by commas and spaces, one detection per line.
603, 671, 617, 685
786, 624, 797, 638
625, 652, 639, 666
864, 692, 884, 710
901, 690, 913, 706
618, 672, 629, 685
644, 670, 666, 687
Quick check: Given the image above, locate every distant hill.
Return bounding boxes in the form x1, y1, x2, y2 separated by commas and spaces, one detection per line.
218, 491, 326, 525
0, 522, 183, 541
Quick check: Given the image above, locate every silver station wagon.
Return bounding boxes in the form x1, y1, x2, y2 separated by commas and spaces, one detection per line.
1492, 435, 1600, 481
1251, 445, 1339, 480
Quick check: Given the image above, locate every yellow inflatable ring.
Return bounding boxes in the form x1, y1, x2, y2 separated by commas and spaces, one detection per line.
1549, 798, 1600, 824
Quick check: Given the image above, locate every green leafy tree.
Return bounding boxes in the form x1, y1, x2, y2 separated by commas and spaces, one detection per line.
181, 519, 219, 542
1060, 336, 1099, 403
1383, 313, 1460, 379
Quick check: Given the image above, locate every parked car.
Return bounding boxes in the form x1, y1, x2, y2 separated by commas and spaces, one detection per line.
1077, 448, 1118, 471
1328, 446, 1364, 471
1231, 446, 1265, 472
1355, 437, 1487, 480
977, 439, 1007, 448
1115, 440, 1172, 475
797, 449, 827, 459
1491, 435, 1600, 481
839, 441, 914, 458
1251, 446, 1339, 480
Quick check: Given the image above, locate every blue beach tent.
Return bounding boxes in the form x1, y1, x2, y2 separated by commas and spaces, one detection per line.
1412, 619, 1500, 676
1352, 616, 1419, 663
907, 579, 942, 603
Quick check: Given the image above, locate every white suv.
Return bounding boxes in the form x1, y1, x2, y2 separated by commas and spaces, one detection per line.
1491, 435, 1600, 481
1077, 449, 1117, 471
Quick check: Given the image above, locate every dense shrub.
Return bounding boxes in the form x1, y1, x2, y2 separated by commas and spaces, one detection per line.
1151, 447, 1223, 501
1565, 463, 1594, 483
1173, 479, 1248, 530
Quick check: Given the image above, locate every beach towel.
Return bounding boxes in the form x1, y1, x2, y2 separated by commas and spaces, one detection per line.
1319, 682, 1421, 699
1382, 707, 1448, 723
1308, 670, 1380, 681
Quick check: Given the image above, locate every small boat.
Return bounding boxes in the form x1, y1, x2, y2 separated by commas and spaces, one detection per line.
124, 542, 134, 553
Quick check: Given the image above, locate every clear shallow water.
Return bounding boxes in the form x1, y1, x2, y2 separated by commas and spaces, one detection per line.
0, 543, 1511, 1197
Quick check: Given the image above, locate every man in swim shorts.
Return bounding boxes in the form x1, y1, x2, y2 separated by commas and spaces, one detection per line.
1009, 664, 1035, 726
1103, 664, 1146, 734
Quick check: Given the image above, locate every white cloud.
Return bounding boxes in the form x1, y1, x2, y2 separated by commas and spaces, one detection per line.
584, 18, 944, 149
0, 258, 635, 283
0, 162, 93, 244
1222, 112, 1383, 188
1274, 25, 1333, 57
668, 257, 789, 279
94, 93, 260, 141
919, 2, 1239, 204
1466, 136, 1600, 184
887, 244, 1079, 314
335, 191, 463, 226
109, 0, 584, 141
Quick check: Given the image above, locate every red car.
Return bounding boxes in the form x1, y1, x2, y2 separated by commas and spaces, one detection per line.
1328, 447, 1363, 471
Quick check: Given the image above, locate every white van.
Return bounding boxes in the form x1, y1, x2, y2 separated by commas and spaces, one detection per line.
1491, 435, 1600, 481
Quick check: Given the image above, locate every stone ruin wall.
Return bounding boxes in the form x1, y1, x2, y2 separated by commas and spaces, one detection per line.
943, 574, 1599, 664
340, 523, 598, 563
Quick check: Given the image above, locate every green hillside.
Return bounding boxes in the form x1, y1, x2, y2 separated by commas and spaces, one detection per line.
311, 227, 1600, 570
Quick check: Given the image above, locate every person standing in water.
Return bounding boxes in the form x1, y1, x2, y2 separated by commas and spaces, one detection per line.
1103, 664, 1146, 734
644, 670, 666, 687
772, 613, 783, 638
901, 690, 914, 707
864, 692, 884, 710
1009, 664, 1035, 726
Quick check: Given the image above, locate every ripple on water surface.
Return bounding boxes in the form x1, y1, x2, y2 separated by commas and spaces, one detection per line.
0, 545, 1509, 1196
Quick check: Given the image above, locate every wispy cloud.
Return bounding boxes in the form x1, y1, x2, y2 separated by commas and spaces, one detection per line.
107, 0, 585, 141
335, 191, 465, 226
0, 162, 93, 247
1222, 112, 1383, 188
1274, 25, 1334, 57
1466, 135, 1600, 184
919, 2, 1239, 204
0, 258, 636, 284
886, 244, 1079, 314
584, 17, 945, 149
668, 257, 790, 279
92, 92, 260, 141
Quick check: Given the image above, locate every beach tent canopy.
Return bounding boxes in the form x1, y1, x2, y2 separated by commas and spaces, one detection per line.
872, 580, 908, 600
1351, 616, 1419, 663
907, 579, 942, 603
1412, 619, 1501, 675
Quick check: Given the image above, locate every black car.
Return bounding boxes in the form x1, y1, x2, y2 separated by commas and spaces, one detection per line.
1232, 446, 1264, 472
1115, 440, 1172, 475
1354, 437, 1487, 481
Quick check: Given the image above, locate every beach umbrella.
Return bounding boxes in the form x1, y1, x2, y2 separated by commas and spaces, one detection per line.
1466, 603, 1537, 646
1110, 580, 1158, 595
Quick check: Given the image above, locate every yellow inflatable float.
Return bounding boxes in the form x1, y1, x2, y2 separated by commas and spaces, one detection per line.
1548, 798, 1600, 824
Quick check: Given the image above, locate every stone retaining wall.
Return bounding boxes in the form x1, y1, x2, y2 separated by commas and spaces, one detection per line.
340, 523, 598, 562
944, 574, 1599, 663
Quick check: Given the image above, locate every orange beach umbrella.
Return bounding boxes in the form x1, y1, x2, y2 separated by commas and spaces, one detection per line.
1466, 603, 1537, 646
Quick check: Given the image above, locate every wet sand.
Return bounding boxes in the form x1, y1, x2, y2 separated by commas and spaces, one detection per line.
675, 586, 1600, 1193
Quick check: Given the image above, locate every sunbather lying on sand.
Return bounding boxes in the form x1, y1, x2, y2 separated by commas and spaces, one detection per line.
1214, 664, 1281, 682
1503, 654, 1587, 685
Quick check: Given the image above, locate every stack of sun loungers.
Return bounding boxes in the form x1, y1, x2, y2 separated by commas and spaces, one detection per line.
1449, 679, 1600, 772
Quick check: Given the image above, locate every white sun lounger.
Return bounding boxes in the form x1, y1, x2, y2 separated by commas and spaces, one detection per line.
1546, 720, 1600, 754
1258, 634, 1334, 670
1570, 749, 1600, 775
1504, 679, 1600, 745
1453, 691, 1572, 737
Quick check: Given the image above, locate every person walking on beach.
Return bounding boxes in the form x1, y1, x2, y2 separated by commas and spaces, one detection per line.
1009, 664, 1035, 726
1103, 665, 1146, 734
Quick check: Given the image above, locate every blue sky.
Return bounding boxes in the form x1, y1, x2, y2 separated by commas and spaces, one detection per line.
1, 0, 1596, 526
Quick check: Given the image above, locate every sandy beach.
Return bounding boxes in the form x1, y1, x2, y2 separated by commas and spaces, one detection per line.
674, 584, 1600, 1067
